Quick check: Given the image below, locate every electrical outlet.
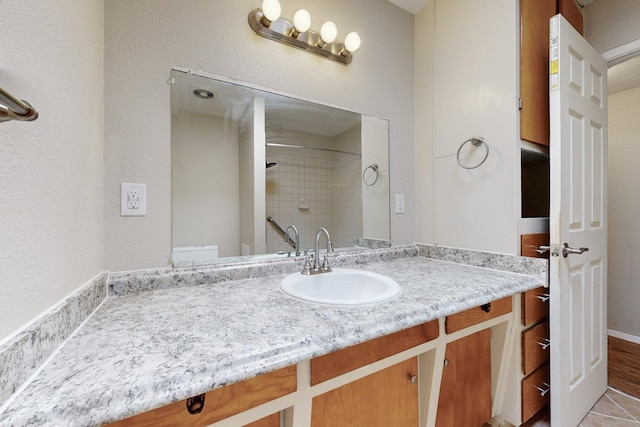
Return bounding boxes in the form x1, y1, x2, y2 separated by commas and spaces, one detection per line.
121, 183, 146, 216
127, 190, 139, 209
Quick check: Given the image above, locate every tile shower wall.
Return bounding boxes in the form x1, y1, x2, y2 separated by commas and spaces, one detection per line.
266, 146, 361, 253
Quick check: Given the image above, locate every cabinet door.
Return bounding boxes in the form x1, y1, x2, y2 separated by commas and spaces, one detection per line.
311, 358, 418, 427
435, 329, 492, 427
520, 0, 556, 146
558, 0, 584, 35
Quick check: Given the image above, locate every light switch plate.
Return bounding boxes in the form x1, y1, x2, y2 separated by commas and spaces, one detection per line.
395, 194, 405, 214
121, 183, 146, 216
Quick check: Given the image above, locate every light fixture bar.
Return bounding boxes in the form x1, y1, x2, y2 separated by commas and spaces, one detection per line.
248, 9, 353, 65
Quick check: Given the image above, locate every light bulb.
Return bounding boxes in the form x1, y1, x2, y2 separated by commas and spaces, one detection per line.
344, 32, 361, 53
293, 9, 311, 33
320, 21, 338, 44
261, 0, 281, 22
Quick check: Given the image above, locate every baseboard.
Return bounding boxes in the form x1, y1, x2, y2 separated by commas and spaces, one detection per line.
608, 329, 640, 345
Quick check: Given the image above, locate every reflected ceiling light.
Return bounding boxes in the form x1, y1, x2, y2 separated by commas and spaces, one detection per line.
247, 1, 361, 65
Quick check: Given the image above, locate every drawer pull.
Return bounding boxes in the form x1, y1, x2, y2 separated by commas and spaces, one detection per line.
535, 382, 551, 397
536, 338, 551, 350
481, 303, 491, 313
535, 293, 551, 303
186, 393, 205, 415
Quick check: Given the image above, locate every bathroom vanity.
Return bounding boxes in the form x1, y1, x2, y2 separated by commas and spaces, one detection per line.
0, 245, 547, 426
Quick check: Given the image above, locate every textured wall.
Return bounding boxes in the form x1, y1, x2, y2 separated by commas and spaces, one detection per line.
0, 1, 104, 340
608, 87, 640, 338
103, 0, 415, 271
431, 0, 519, 255
585, 0, 640, 53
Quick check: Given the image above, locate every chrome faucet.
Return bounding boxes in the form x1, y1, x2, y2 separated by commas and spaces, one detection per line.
284, 225, 300, 256
302, 227, 334, 275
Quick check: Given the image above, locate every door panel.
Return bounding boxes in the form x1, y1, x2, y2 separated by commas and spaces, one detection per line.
549, 14, 608, 427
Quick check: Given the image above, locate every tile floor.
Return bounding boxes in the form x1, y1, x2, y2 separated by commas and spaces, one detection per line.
579, 388, 640, 426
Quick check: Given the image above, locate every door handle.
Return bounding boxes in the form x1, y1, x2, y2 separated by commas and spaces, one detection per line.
562, 243, 589, 257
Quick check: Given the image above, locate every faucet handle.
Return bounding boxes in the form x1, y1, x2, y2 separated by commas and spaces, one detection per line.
321, 255, 332, 272
301, 256, 312, 275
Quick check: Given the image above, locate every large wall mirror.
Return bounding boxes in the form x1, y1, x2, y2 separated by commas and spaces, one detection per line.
170, 69, 390, 266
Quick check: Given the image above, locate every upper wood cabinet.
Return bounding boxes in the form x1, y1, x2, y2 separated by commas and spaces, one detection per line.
520, 0, 583, 147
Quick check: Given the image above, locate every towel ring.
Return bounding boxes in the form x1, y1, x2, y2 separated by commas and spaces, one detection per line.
456, 137, 489, 169
363, 163, 379, 186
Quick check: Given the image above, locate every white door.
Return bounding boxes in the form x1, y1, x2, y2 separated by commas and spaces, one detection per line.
549, 14, 608, 427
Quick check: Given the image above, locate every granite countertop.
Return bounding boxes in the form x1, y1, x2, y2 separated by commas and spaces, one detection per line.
0, 249, 546, 426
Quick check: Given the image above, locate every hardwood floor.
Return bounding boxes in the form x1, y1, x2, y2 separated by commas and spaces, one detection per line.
609, 336, 640, 399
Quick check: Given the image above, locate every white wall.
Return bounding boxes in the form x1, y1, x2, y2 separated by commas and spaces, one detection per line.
171, 113, 240, 257
103, 0, 415, 271
425, 0, 519, 255
361, 115, 391, 240
607, 86, 640, 338
0, 1, 104, 340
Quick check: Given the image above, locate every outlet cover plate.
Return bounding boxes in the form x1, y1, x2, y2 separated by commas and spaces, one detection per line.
121, 183, 146, 216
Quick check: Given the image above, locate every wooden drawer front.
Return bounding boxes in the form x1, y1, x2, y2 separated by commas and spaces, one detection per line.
522, 321, 550, 375
107, 365, 296, 427
445, 296, 512, 334
310, 320, 438, 385
522, 287, 550, 327
522, 364, 550, 423
520, 233, 550, 258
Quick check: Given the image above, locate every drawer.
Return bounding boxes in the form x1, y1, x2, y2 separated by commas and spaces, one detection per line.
520, 233, 550, 259
310, 320, 438, 385
521, 364, 550, 423
107, 365, 297, 426
445, 296, 512, 334
522, 287, 550, 327
522, 321, 550, 375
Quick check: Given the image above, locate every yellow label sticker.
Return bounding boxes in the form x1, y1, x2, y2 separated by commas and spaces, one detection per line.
550, 60, 558, 75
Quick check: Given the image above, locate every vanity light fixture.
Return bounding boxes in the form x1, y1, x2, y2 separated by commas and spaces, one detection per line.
248, 0, 361, 65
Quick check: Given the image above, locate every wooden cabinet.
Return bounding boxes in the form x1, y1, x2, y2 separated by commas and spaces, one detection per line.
445, 296, 512, 333
518, 235, 552, 424
520, 0, 584, 147
311, 320, 438, 385
311, 358, 419, 427
435, 329, 492, 427
522, 363, 550, 422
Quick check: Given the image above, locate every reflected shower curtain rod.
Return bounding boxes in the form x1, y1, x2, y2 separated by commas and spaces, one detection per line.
266, 142, 360, 157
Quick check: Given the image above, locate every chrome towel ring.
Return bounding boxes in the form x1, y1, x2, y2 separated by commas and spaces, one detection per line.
456, 136, 489, 169
363, 163, 379, 186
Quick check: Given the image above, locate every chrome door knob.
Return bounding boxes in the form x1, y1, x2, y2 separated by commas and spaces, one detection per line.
562, 243, 589, 257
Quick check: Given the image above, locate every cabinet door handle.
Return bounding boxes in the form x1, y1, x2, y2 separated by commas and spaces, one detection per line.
408, 374, 417, 384
535, 293, 550, 303
186, 394, 206, 415
535, 382, 551, 397
536, 338, 551, 350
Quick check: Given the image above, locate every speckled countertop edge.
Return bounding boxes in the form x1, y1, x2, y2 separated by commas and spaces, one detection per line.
0, 245, 547, 427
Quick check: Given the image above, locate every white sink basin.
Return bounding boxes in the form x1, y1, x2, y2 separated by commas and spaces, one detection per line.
279, 268, 401, 305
